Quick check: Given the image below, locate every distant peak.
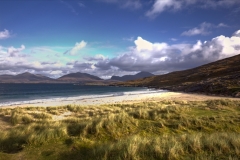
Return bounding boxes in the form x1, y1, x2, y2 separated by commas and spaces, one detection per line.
136, 71, 154, 75
139, 71, 149, 74
20, 72, 33, 75
110, 71, 154, 81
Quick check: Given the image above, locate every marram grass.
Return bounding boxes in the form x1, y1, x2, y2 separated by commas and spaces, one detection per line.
0, 99, 240, 159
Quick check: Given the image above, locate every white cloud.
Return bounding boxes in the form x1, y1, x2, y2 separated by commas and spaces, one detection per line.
214, 34, 240, 59
217, 23, 228, 28
84, 54, 107, 62
182, 22, 227, 36
182, 22, 212, 36
233, 30, 240, 37
134, 37, 153, 51
0, 29, 10, 39
0, 45, 72, 78
68, 40, 87, 55
146, 0, 183, 17
1, 30, 240, 78
93, 30, 240, 74
7, 45, 25, 57
146, 0, 240, 18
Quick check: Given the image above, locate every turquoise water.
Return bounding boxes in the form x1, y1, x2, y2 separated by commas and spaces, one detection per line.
0, 84, 164, 106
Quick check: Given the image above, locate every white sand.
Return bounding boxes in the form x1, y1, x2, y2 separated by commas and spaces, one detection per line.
2, 91, 240, 109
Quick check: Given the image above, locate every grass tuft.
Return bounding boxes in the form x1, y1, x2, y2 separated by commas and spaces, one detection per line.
0, 99, 240, 159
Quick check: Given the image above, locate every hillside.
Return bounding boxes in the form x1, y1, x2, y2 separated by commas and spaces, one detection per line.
0, 72, 56, 83
0, 72, 106, 84
111, 71, 154, 81
57, 72, 102, 83
115, 54, 240, 97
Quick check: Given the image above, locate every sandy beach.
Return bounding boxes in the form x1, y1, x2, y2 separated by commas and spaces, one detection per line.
2, 91, 240, 109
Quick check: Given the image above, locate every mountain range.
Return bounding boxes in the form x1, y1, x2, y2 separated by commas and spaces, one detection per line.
1, 54, 239, 97
0, 72, 54, 83
0, 71, 153, 84
115, 54, 240, 97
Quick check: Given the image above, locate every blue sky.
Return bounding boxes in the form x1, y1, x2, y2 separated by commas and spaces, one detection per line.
0, 0, 240, 78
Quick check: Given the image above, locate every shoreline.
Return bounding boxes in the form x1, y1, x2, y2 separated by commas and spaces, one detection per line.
1, 91, 240, 109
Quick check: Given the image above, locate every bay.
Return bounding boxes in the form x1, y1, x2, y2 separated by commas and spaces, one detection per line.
0, 84, 162, 106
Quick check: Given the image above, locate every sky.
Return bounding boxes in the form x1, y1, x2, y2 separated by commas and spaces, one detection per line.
0, 0, 240, 79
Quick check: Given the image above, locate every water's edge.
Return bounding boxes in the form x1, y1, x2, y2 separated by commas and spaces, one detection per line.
0, 84, 165, 107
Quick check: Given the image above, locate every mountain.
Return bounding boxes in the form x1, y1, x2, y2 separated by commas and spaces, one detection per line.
0, 72, 55, 83
58, 72, 102, 83
15, 72, 53, 81
115, 54, 240, 97
0, 72, 104, 84
111, 71, 154, 81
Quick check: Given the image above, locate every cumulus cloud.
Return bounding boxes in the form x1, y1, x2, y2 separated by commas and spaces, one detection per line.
1, 30, 240, 79
0, 45, 71, 78
146, 0, 240, 18
233, 30, 240, 37
134, 37, 153, 51
0, 59, 70, 78
66, 40, 87, 55
0, 29, 10, 39
182, 22, 228, 36
92, 30, 240, 75
0, 41, 98, 78
72, 61, 96, 70
8, 45, 25, 57
84, 54, 106, 61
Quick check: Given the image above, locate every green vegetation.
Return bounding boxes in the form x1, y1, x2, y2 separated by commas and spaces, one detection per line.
0, 99, 240, 159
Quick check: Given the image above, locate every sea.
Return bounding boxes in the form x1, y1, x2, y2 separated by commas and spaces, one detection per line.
0, 84, 165, 107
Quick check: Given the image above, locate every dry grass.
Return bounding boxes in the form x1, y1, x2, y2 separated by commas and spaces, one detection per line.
0, 99, 240, 159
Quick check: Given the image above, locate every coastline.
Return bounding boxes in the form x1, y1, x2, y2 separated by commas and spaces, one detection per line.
2, 91, 240, 109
